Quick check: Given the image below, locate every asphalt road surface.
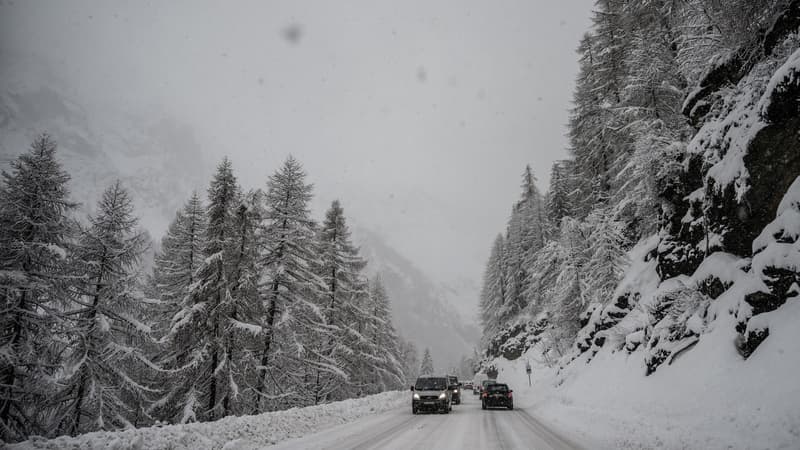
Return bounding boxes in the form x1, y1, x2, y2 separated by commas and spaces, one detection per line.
271, 391, 581, 450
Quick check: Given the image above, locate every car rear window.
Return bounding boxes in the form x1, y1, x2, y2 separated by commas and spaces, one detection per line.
487, 384, 508, 393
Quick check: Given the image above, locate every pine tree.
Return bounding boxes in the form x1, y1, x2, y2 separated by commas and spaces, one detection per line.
479, 234, 507, 339
55, 181, 153, 436
568, 1, 634, 217
158, 158, 240, 423
308, 200, 368, 403
519, 165, 548, 253
148, 192, 208, 415
523, 240, 566, 318
398, 338, 419, 386
254, 156, 322, 412
419, 348, 434, 376
363, 276, 405, 393
0, 134, 77, 441
672, 0, 777, 84
502, 167, 548, 325
613, 0, 690, 239
552, 218, 590, 340
546, 161, 572, 224
584, 208, 629, 305
222, 189, 265, 415
152, 192, 206, 330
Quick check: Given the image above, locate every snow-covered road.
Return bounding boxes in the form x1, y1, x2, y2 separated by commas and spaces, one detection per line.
269, 392, 580, 450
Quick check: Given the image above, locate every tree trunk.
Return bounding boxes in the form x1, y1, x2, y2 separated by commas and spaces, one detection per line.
0, 292, 25, 435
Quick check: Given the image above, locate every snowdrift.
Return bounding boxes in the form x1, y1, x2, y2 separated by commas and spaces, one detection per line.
10, 391, 406, 450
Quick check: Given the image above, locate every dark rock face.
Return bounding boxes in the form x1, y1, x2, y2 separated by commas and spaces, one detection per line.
737, 328, 770, 359
656, 151, 707, 280
484, 319, 547, 361
575, 293, 638, 357
744, 115, 800, 233
696, 275, 730, 300
738, 6, 800, 254
683, 0, 800, 126
659, 6, 800, 281
682, 48, 757, 126
764, 0, 800, 57
745, 267, 799, 316
643, 287, 707, 375
711, 112, 800, 257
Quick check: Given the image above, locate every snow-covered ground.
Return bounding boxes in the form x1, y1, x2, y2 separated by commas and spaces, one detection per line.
10, 391, 407, 450
490, 288, 800, 450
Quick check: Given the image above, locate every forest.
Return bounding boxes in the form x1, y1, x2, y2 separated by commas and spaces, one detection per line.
0, 141, 417, 442
478, 0, 800, 372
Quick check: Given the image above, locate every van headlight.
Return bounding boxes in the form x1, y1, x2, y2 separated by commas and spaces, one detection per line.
413, 393, 420, 400
438, 392, 446, 400
454, 389, 458, 394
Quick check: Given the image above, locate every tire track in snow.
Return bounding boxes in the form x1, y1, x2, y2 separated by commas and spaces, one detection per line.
350, 415, 420, 450
490, 410, 510, 450
514, 408, 582, 450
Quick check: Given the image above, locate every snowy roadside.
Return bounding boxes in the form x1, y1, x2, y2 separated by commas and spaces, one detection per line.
491, 297, 800, 450
10, 391, 407, 450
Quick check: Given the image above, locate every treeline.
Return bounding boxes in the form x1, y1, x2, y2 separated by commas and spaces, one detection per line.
479, 0, 790, 361
0, 135, 410, 442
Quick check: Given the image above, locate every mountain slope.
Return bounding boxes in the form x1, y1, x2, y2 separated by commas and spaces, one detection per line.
479, 5, 800, 448
0, 57, 209, 237
355, 228, 480, 372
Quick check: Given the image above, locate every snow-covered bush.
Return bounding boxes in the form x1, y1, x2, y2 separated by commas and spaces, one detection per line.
642, 283, 708, 374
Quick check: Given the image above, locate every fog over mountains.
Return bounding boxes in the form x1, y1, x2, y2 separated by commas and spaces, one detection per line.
356, 228, 480, 371
0, 56, 208, 236
0, 57, 480, 371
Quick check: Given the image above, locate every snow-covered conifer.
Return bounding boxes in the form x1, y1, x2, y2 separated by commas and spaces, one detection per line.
55, 181, 153, 436
584, 208, 629, 305
306, 200, 368, 403
362, 276, 405, 393
253, 156, 323, 412
152, 192, 206, 326
398, 338, 419, 385
479, 234, 508, 338
0, 134, 77, 441
419, 348, 434, 376
157, 158, 240, 423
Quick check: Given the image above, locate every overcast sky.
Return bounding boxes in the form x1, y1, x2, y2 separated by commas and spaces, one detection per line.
1, 0, 594, 300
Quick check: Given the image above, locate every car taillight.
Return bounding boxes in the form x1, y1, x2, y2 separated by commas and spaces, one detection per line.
482, 392, 487, 398
507, 392, 513, 398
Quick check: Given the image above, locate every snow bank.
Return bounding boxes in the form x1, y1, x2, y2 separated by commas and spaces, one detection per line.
490, 291, 800, 449
11, 391, 407, 450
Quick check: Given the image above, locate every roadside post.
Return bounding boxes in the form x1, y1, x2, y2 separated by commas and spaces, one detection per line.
525, 360, 532, 386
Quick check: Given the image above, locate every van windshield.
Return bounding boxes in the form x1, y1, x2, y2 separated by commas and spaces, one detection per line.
415, 377, 447, 391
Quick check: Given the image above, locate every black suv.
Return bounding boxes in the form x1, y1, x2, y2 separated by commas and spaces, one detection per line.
411, 376, 452, 414
481, 383, 513, 410
447, 375, 461, 405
